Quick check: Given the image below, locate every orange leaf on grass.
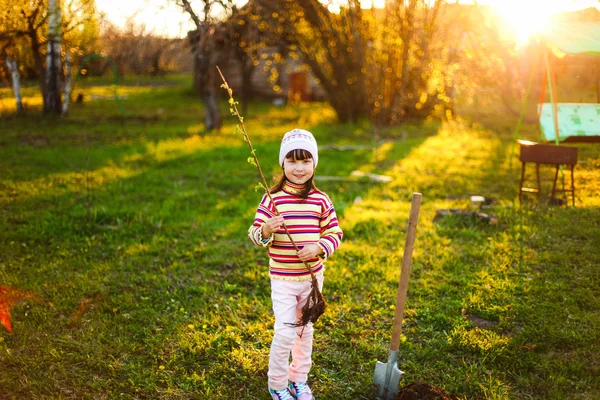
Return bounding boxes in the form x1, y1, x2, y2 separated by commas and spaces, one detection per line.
0, 311, 12, 334
0, 285, 39, 334
69, 293, 103, 329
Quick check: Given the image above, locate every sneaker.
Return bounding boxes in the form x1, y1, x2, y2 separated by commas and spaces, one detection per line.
288, 381, 315, 400
269, 387, 295, 400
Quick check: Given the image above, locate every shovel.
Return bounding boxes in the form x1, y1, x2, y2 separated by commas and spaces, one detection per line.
373, 192, 422, 400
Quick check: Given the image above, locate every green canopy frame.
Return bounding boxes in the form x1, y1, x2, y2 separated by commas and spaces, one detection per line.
509, 22, 600, 204
513, 22, 600, 146
74, 53, 130, 115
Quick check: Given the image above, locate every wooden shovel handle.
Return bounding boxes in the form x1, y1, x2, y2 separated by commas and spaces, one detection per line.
390, 193, 422, 351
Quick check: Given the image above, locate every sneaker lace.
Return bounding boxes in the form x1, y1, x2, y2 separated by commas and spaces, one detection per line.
273, 388, 294, 400
293, 382, 311, 396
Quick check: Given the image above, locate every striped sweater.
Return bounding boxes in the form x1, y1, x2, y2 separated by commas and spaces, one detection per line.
248, 181, 343, 281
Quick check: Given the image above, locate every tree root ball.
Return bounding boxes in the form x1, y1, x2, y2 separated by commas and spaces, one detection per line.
395, 382, 458, 400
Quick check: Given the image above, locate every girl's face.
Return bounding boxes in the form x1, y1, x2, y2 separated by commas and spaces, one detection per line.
283, 154, 314, 185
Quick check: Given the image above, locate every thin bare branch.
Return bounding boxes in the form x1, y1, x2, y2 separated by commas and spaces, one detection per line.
180, 0, 203, 30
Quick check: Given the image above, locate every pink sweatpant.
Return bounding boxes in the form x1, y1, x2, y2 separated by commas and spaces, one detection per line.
268, 274, 324, 390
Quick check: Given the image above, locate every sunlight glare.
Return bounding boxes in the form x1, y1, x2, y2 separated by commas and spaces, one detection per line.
489, 0, 600, 46
493, 1, 552, 46
361, 0, 386, 8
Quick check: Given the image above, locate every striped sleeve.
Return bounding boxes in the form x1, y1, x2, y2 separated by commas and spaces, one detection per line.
248, 194, 276, 247
317, 196, 343, 260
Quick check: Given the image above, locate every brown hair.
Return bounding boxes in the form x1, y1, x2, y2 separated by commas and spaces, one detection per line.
270, 149, 318, 199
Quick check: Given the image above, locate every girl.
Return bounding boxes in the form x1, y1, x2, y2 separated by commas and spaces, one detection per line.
248, 129, 343, 400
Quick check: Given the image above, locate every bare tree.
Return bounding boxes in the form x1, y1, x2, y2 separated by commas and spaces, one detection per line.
177, 0, 233, 132
255, 0, 369, 123
254, 0, 450, 125
229, 2, 260, 115
365, 0, 447, 124
101, 19, 174, 77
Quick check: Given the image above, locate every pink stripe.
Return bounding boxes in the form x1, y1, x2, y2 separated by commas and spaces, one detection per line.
270, 265, 323, 276
275, 200, 323, 206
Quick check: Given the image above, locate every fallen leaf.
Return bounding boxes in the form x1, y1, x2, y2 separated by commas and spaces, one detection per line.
0, 285, 39, 334
69, 293, 103, 329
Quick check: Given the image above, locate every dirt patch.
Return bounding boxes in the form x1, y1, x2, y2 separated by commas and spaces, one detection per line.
19, 134, 51, 147
396, 382, 458, 400
468, 314, 498, 329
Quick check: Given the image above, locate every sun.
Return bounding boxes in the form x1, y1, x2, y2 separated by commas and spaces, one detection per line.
493, 1, 553, 46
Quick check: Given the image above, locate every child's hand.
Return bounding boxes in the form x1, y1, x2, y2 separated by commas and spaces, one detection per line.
262, 215, 285, 237
297, 244, 323, 262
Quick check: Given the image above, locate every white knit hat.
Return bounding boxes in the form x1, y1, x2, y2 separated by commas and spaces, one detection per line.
279, 129, 319, 167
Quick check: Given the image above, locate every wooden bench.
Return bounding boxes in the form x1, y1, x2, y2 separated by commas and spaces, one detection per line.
518, 140, 578, 206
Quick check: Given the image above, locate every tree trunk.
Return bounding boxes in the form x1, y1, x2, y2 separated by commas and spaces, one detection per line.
44, 0, 62, 114
184, 0, 222, 132
6, 57, 24, 113
298, 43, 365, 124
62, 51, 72, 115
202, 91, 221, 131
150, 49, 162, 76
240, 57, 254, 116
29, 30, 46, 98
193, 51, 222, 131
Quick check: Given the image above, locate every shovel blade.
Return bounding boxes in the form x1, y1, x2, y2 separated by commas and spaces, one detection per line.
387, 364, 403, 399
373, 361, 404, 399
373, 361, 387, 398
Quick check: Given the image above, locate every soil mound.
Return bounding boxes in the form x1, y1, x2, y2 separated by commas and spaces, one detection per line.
395, 382, 457, 400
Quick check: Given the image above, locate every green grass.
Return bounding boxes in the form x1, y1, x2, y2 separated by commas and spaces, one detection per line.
0, 75, 599, 399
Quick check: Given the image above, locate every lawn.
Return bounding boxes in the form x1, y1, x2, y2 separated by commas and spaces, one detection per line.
0, 76, 599, 399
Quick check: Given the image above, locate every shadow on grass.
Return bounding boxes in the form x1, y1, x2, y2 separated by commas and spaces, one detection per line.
2, 107, 598, 398
318, 117, 597, 397
0, 91, 329, 183
0, 112, 436, 397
